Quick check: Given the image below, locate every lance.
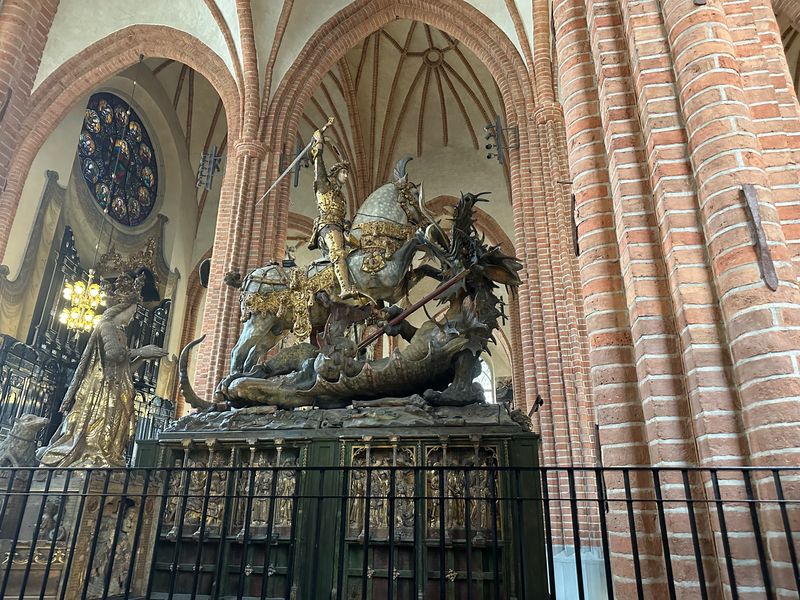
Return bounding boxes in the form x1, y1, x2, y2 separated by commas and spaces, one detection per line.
255, 116, 335, 207
357, 269, 469, 351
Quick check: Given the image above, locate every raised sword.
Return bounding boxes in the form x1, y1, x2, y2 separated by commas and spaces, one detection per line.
255, 116, 335, 207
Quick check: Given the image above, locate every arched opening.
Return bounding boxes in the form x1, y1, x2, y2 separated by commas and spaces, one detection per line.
0, 48, 230, 441
267, 3, 534, 411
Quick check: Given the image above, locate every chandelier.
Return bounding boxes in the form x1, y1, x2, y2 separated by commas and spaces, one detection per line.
59, 269, 106, 332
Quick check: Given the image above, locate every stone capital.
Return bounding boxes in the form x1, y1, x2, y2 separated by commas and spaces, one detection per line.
533, 103, 564, 125
233, 139, 268, 159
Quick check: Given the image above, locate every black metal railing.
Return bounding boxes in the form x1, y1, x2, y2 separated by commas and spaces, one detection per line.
0, 466, 794, 599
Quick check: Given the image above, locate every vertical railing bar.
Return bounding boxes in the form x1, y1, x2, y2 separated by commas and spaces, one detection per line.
79, 469, 111, 600
191, 461, 217, 600
711, 469, 739, 600
464, 468, 474, 600
513, 467, 527, 600
124, 467, 152, 599
283, 466, 301, 600
258, 466, 279, 600
236, 466, 257, 600
681, 469, 708, 600
568, 469, 585, 600
101, 467, 133, 598
623, 469, 644, 600
773, 469, 800, 592
361, 464, 373, 600
212, 463, 236, 600
652, 469, 676, 600
0, 467, 33, 598
438, 466, 446, 600
167, 463, 193, 599
336, 465, 350, 599
414, 466, 422, 600
40, 469, 73, 600
310, 468, 326, 599
18, 467, 54, 599
58, 470, 92, 600
540, 468, 557, 599
594, 468, 614, 600
489, 463, 501, 600
0, 468, 19, 536
742, 469, 774, 600
146, 467, 175, 599
387, 467, 396, 600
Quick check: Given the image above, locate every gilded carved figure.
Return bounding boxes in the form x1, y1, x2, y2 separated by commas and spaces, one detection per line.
37, 276, 167, 468
308, 122, 358, 300
276, 458, 297, 526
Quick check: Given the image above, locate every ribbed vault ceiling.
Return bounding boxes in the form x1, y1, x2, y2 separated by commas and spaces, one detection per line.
297, 20, 505, 206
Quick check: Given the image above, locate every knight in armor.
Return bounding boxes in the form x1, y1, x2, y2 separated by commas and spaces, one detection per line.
308, 127, 359, 300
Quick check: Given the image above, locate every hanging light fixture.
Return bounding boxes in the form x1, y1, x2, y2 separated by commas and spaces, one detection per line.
59, 56, 143, 333
59, 269, 106, 331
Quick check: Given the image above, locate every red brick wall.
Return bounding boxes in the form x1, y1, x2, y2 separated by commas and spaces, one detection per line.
0, 0, 60, 250
555, 0, 800, 595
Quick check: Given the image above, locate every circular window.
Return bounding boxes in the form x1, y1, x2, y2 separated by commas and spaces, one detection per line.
78, 92, 158, 227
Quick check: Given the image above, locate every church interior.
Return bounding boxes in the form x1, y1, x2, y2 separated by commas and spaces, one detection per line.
0, 0, 798, 598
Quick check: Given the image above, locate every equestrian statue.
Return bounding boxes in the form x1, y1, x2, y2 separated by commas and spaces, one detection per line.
179, 117, 521, 411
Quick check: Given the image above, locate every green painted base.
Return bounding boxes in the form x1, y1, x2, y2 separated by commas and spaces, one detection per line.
153, 404, 548, 599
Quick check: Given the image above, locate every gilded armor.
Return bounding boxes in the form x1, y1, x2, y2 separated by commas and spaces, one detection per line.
308, 123, 359, 299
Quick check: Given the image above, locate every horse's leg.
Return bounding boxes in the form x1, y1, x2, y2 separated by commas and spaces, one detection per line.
242, 316, 284, 371
230, 317, 259, 374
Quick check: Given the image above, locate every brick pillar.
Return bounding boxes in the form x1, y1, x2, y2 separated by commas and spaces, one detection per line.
662, 0, 800, 467
194, 139, 267, 399
660, 3, 800, 596
554, 0, 671, 595
0, 0, 60, 260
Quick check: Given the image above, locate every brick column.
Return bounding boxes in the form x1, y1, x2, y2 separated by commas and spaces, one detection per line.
553, 0, 666, 598
0, 0, 60, 259
660, 4, 800, 596
663, 0, 800, 467
194, 139, 267, 399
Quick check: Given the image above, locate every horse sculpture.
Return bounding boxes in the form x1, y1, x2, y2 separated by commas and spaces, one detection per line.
224, 158, 430, 375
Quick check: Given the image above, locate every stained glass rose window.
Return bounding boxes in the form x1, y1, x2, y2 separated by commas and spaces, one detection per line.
78, 92, 158, 227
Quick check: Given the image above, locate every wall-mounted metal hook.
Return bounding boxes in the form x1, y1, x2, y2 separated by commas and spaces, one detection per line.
742, 184, 778, 291
0, 88, 12, 125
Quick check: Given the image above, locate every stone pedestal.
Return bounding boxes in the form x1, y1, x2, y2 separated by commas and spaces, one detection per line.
152, 403, 549, 600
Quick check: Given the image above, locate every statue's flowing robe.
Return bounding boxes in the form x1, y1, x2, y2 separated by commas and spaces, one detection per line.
37, 323, 135, 468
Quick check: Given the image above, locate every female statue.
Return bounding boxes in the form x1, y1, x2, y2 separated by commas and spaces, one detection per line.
37, 297, 166, 468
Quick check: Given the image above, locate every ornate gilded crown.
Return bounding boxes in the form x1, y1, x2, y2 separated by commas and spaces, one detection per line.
103, 271, 145, 307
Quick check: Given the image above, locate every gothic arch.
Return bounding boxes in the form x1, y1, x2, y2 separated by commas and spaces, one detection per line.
251, 0, 590, 423
259, 0, 536, 264
0, 25, 241, 260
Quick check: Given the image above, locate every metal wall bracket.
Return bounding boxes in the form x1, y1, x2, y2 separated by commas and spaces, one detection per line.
484, 115, 519, 166
742, 184, 778, 291
0, 88, 11, 125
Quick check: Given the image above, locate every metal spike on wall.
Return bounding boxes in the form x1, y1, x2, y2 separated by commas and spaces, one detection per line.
742, 184, 778, 291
